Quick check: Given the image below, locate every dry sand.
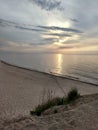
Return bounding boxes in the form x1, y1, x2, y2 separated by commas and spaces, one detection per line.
0, 60, 98, 130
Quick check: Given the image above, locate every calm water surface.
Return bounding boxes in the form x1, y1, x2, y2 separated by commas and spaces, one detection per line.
0, 52, 98, 85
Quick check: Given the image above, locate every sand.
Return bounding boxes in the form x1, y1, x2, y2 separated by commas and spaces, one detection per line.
0, 60, 98, 129
0, 60, 98, 118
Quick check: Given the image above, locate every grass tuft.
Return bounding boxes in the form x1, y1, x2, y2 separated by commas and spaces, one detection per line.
30, 88, 80, 116
66, 88, 80, 103
30, 97, 66, 116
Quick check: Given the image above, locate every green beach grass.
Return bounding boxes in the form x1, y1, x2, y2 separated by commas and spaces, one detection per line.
30, 88, 80, 116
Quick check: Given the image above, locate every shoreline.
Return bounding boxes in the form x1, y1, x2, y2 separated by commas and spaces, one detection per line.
1, 60, 98, 87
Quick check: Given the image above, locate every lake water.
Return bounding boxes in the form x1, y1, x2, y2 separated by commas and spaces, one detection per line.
0, 52, 98, 85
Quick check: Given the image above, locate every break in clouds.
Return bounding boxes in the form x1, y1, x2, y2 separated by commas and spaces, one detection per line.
0, 0, 98, 53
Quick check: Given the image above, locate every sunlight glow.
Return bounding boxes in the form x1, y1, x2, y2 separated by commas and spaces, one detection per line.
54, 42, 64, 46
56, 54, 63, 74
48, 21, 71, 28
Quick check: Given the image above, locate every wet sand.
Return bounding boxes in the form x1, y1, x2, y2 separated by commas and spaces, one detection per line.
0, 60, 98, 120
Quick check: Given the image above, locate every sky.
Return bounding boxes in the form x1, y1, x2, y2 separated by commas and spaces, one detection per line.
0, 0, 98, 54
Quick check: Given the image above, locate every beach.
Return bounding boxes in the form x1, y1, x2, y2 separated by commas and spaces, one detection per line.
0, 60, 98, 118
0, 60, 98, 129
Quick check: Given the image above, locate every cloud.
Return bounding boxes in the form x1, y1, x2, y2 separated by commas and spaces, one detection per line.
0, 39, 22, 52
38, 25, 83, 33
0, 18, 44, 32
29, 0, 62, 11
62, 40, 80, 44
43, 37, 58, 42
70, 18, 79, 23
69, 0, 98, 31
0, 39, 44, 52
0, 18, 83, 50
58, 46, 75, 49
0, 0, 98, 53
0, 18, 16, 27
15, 26, 44, 32
29, 37, 58, 46
0, 18, 83, 39
45, 33, 72, 37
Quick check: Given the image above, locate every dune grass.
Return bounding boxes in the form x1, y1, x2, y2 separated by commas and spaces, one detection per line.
30, 88, 80, 116
66, 88, 80, 103
30, 97, 66, 116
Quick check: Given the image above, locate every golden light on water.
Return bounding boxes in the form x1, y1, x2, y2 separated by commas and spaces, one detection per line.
56, 54, 63, 74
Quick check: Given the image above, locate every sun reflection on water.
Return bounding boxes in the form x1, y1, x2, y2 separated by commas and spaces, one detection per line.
56, 54, 63, 74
